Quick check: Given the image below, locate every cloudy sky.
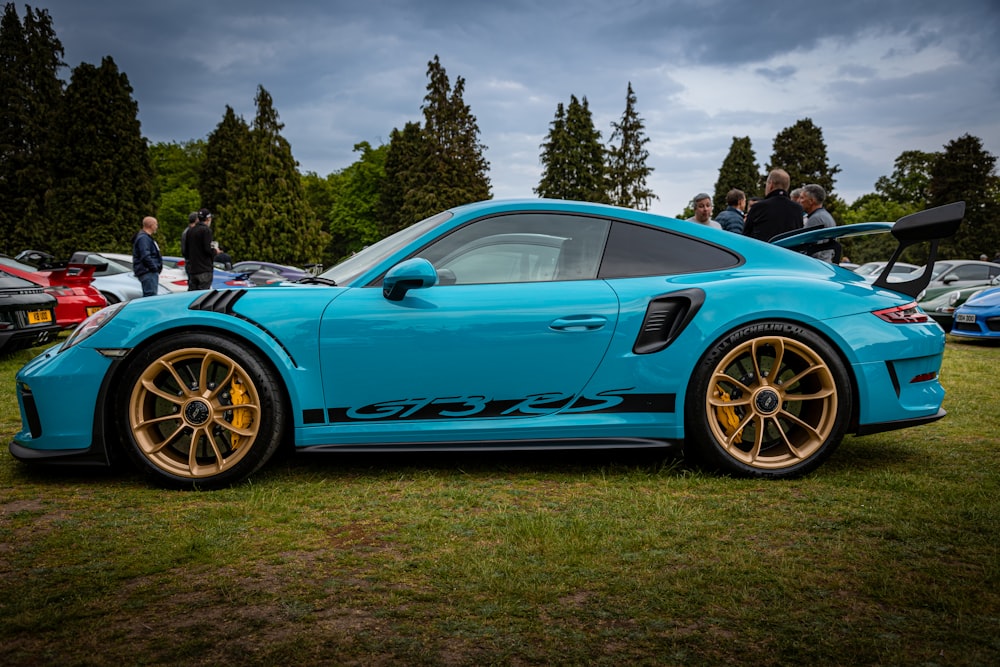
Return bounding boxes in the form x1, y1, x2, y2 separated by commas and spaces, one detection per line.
27, 0, 1000, 217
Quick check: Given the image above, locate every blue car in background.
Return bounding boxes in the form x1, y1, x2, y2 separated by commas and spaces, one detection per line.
950, 285, 1000, 341
161, 257, 255, 290
9, 199, 964, 489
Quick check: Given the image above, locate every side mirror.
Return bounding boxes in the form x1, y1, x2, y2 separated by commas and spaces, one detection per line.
383, 258, 438, 301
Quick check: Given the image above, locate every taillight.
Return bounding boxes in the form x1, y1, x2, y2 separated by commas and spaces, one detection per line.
872, 302, 929, 324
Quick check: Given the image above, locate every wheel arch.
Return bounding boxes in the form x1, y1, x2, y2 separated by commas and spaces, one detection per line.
100, 324, 298, 461
685, 316, 862, 434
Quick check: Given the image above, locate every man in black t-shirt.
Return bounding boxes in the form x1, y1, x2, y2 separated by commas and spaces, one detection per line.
186, 208, 215, 290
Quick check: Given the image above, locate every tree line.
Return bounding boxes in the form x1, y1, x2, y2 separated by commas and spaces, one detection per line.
2, 4, 997, 269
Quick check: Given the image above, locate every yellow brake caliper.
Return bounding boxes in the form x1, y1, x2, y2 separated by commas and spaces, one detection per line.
229, 377, 252, 449
714, 384, 743, 444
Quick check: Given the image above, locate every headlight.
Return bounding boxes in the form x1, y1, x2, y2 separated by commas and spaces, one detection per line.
61, 301, 126, 351
946, 291, 962, 307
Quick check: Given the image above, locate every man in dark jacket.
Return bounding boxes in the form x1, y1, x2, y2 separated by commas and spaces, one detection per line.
742, 169, 804, 242
715, 189, 746, 234
186, 208, 215, 290
131, 216, 162, 297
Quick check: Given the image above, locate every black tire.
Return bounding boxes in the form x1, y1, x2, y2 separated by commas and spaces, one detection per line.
685, 321, 851, 478
117, 332, 286, 489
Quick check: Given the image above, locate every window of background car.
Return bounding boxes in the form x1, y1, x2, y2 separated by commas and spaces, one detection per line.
599, 222, 742, 278
416, 213, 611, 284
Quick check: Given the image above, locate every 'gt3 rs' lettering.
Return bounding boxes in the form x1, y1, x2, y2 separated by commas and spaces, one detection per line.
322, 389, 675, 423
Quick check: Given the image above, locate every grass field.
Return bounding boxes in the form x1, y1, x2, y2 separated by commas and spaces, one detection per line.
1, 338, 998, 666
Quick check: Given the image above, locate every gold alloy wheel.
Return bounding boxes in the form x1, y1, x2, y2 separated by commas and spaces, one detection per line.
128, 347, 262, 479
705, 335, 838, 470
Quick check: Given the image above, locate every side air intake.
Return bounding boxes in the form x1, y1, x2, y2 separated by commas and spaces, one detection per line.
632, 289, 705, 354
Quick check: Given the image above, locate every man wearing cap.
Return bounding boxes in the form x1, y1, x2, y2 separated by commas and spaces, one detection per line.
687, 193, 722, 229
185, 208, 215, 291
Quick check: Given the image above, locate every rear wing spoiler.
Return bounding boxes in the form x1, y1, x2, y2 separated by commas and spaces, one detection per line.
770, 201, 965, 299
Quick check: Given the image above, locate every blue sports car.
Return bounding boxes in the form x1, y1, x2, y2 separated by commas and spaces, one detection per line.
9, 199, 964, 489
950, 285, 1000, 341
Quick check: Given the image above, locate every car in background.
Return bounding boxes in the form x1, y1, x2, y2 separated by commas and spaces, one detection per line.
918, 275, 1000, 330
100, 253, 188, 294
10, 199, 966, 489
950, 285, 1000, 341
852, 261, 920, 282
914, 259, 1000, 302
59, 252, 169, 303
161, 257, 255, 290
0, 269, 60, 355
0, 256, 106, 329
231, 261, 310, 283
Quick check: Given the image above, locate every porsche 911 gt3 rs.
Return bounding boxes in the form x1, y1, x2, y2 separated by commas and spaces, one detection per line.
9, 199, 964, 489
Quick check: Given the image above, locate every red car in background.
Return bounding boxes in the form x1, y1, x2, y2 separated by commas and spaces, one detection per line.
0, 255, 107, 329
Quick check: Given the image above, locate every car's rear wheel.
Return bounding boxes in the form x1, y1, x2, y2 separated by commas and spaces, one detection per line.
685, 321, 851, 478
118, 332, 285, 489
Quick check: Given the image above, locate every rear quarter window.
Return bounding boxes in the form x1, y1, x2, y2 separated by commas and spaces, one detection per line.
599, 221, 741, 278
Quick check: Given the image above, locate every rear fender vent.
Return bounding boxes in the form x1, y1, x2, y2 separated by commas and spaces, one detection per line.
633, 288, 705, 355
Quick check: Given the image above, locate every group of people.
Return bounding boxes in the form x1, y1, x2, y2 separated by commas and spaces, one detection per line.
130, 207, 229, 298
687, 169, 838, 262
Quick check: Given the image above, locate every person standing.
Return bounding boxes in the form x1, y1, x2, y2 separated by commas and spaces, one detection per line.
687, 193, 722, 229
132, 216, 163, 297
180, 211, 198, 280
743, 169, 805, 242
715, 189, 746, 234
186, 208, 215, 290
800, 183, 837, 262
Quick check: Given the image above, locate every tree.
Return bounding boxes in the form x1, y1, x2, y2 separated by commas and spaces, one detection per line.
199, 105, 250, 214
767, 118, 841, 209
45, 56, 152, 257
379, 120, 427, 237
606, 82, 656, 210
536, 95, 609, 203
0, 4, 63, 253
713, 137, 761, 213
875, 150, 937, 208
325, 141, 388, 264
218, 86, 326, 266
150, 140, 205, 255
928, 134, 999, 259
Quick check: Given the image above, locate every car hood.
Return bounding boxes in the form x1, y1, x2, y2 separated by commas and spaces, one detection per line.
964, 286, 1000, 307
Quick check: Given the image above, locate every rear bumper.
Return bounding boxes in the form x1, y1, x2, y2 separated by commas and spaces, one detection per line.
854, 408, 946, 436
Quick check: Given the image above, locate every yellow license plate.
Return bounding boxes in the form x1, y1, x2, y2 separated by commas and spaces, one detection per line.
86, 306, 103, 316
28, 310, 53, 325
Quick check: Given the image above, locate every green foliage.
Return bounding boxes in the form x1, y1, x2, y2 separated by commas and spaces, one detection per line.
536, 95, 609, 203
875, 150, 937, 207
839, 194, 923, 264
325, 141, 388, 264
606, 82, 656, 210
217, 86, 327, 266
45, 56, 153, 257
767, 118, 841, 209
0, 3, 63, 253
199, 105, 250, 214
929, 134, 999, 259
713, 136, 761, 212
379, 121, 427, 236
150, 140, 205, 255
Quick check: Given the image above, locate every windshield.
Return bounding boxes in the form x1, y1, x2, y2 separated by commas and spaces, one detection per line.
320, 211, 453, 286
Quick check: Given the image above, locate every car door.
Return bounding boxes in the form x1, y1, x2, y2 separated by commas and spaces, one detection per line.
318, 212, 619, 434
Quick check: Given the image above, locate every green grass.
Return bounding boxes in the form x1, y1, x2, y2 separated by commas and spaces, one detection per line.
1, 338, 998, 665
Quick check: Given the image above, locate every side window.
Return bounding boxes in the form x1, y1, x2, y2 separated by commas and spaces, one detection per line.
415, 213, 611, 285
952, 265, 987, 281
600, 221, 741, 278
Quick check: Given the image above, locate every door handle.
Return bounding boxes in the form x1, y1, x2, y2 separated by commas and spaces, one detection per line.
550, 316, 607, 331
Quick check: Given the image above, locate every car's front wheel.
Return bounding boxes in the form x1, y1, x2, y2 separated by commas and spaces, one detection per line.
117, 332, 286, 489
685, 321, 851, 478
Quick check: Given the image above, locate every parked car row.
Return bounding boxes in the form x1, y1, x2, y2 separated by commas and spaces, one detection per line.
0, 269, 61, 355
0, 255, 107, 329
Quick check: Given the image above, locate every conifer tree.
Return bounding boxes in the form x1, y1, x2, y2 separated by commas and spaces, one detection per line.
219, 86, 326, 265
45, 56, 152, 257
536, 95, 609, 203
606, 82, 656, 210
928, 134, 998, 258
379, 121, 426, 236
0, 4, 63, 252
713, 137, 761, 212
150, 139, 205, 255
767, 118, 841, 199
200, 105, 250, 214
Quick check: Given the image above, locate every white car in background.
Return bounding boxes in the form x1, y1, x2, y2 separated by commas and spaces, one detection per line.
101, 253, 188, 293
66, 252, 171, 303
